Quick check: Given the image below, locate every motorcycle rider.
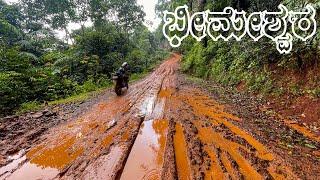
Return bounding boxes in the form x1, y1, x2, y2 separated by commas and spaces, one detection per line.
117, 62, 130, 89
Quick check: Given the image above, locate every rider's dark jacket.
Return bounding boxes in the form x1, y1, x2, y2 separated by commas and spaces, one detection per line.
118, 65, 130, 78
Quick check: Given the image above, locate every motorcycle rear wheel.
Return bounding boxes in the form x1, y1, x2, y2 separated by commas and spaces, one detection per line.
115, 86, 122, 96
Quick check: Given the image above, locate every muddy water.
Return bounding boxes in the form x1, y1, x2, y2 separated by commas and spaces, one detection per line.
184, 94, 265, 179
5, 162, 59, 180
283, 118, 320, 143
120, 57, 177, 180
120, 119, 168, 180
0, 54, 180, 180
29, 137, 84, 169
140, 95, 157, 117
2, 92, 131, 179
0, 149, 60, 179
204, 146, 225, 179
173, 123, 191, 180
0, 152, 26, 179
2, 136, 83, 179
174, 89, 294, 179
1, 53, 305, 179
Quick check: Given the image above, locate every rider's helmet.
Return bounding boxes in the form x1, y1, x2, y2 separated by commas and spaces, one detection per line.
122, 62, 128, 68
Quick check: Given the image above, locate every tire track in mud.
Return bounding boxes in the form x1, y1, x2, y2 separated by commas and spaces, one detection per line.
165, 87, 300, 179
1, 53, 318, 179
120, 55, 179, 180
173, 123, 191, 180
0, 54, 180, 180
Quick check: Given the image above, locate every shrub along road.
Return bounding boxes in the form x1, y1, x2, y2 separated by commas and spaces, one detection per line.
0, 54, 319, 179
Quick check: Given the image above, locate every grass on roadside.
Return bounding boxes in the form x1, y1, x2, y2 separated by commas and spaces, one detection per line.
16, 101, 44, 115
49, 88, 106, 106
130, 72, 148, 82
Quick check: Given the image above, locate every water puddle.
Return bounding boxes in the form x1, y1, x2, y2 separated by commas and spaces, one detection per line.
158, 89, 174, 98
83, 146, 124, 180
0, 151, 26, 179
180, 91, 241, 122
4, 95, 127, 179
182, 91, 273, 161
204, 146, 225, 179
173, 123, 191, 180
176, 90, 296, 179
152, 98, 165, 120
140, 95, 157, 117
28, 137, 84, 170
220, 151, 238, 179
5, 162, 59, 180
4, 137, 84, 179
120, 119, 168, 180
7, 150, 25, 161
195, 122, 263, 179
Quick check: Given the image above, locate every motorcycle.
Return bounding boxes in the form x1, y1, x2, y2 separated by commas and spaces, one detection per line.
112, 72, 128, 96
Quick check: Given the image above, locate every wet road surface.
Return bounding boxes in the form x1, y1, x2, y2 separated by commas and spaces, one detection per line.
0, 53, 319, 179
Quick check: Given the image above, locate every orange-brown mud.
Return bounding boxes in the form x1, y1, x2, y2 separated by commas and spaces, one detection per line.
0, 53, 319, 180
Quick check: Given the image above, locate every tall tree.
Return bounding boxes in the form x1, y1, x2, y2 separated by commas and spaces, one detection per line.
20, 0, 77, 43
109, 0, 145, 36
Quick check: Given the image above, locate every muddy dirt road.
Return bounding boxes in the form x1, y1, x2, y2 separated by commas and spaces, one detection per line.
0, 54, 319, 180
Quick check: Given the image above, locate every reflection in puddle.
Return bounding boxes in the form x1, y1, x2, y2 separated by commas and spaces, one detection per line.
152, 98, 165, 120
140, 95, 156, 116
7, 150, 25, 161
120, 119, 168, 180
1, 55, 182, 179
6, 162, 59, 180
0, 153, 26, 179
83, 146, 124, 180
4, 137, 84, 179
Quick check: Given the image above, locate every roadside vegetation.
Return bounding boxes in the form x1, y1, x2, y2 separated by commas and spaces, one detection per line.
158, 0, 320, 98
0, 0, 168, 116
16, 60, 168, 115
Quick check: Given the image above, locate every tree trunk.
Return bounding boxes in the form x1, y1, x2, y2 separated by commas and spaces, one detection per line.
64, 27, 74, 45
198, 0, 207, 47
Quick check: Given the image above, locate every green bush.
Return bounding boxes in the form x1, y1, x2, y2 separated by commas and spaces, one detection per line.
182, 39, 275, 93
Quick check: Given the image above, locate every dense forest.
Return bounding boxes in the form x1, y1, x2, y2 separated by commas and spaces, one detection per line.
159, 0, 320, 97
0, 0, 167, 116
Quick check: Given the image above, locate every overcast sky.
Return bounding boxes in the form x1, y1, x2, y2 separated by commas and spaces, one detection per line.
4, 0, 161, 39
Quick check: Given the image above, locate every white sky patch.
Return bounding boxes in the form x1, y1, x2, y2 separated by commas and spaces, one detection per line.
138, 0, 161, 31
4, 0, 18, 4
54, 21, 93, 41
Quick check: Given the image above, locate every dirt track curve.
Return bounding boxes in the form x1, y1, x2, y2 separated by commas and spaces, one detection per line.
0, 54, 319, 180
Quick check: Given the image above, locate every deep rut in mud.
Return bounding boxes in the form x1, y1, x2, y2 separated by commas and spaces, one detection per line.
1, 54, 319, 180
